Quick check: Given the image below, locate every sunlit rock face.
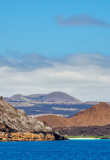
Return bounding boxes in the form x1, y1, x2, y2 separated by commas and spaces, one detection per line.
0, 99, 65, 141
0, 131, 55, 141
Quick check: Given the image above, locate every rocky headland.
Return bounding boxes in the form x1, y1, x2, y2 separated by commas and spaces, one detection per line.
0, 99, 65, 141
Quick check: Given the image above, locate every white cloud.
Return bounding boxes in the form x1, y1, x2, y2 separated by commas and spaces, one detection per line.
0, 53, 110, 101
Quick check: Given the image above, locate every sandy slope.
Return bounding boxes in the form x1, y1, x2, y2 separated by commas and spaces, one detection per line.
69, 102, 110, 126
36, 115, 74, 129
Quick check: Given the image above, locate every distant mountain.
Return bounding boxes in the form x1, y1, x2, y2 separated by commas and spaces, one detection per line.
27, 94, 45, 98
10, 94, 30, 102
3, 97, 13, 102
9, 91, 81, 103
69, 102, 110, 126
45, 92, 81, 102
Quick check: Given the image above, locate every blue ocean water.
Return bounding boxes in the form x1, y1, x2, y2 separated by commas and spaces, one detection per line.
0, 140, 110, 160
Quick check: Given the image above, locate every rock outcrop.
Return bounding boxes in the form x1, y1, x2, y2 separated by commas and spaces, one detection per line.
0, 100, 65, 141
0, 131, 55, 141
0, 131, 65, 141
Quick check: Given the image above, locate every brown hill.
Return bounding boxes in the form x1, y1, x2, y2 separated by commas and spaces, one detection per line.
36, 115, 74, 129
69, 102, 110, 126
36, 102, 110, 130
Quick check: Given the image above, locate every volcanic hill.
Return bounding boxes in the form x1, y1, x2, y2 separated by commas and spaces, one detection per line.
70, 102, 110, 127
8, 91, 81, 103
36, 102, 110, 130
36, 115, 74, 129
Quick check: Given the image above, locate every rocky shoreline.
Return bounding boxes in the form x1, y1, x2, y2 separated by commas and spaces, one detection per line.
0, 100, 66, 141
0, 131, 56, 141
0, 131, 66, 142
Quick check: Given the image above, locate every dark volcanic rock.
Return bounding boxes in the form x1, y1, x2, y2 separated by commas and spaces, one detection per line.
58, 125, 110, 136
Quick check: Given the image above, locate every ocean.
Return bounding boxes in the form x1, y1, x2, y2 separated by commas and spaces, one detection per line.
0, 140, 110, 160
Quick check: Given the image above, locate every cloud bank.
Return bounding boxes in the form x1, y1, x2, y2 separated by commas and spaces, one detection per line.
0, 52, 110, 101
56, 14, 110, 27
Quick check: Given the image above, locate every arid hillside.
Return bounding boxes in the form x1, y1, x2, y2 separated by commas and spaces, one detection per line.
69, 102, 110, 126
36, 102, 110, 130
36, 115, 74, 129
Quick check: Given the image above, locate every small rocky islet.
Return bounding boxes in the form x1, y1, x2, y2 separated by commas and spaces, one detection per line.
0, 97, 65, 141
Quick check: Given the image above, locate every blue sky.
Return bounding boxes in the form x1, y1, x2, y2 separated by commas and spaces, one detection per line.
0, 0, 110, 57
0, 0, 110, 101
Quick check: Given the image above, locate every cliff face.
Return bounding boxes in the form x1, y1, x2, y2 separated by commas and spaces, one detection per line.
0, 100, 64, 141
0, 131, 55, 141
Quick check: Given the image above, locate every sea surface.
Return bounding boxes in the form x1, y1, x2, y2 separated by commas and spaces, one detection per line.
16, 104, 92, 117
0, 140, 110, 160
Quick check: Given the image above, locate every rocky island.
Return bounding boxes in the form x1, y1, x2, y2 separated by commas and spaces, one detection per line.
36, 102, 110, 137
0, 98, 65, 141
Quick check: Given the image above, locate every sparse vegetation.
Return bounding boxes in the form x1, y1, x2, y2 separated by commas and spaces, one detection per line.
64, 135, 110, 139
0, 96, 3, 101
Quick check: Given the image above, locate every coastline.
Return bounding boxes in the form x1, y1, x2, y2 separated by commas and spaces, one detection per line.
68, 138, 100, 140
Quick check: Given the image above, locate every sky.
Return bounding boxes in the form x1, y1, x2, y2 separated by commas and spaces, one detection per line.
0, 0, 110, 101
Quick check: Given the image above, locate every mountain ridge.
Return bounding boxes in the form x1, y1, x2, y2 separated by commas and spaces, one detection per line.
8, 91, 81, 103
